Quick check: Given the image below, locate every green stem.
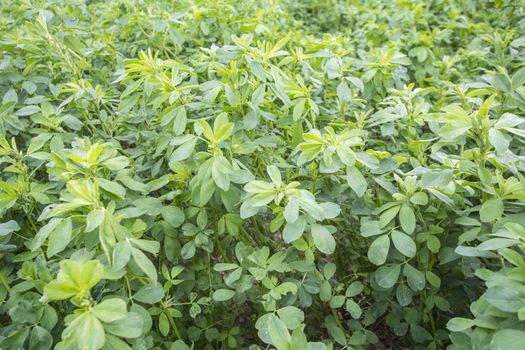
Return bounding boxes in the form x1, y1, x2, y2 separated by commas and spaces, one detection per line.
0, 271, 11, 292
331, 308, 345, 331
214, 232, 230, 263
160, 300, 182, 340
251, 218, 267, 245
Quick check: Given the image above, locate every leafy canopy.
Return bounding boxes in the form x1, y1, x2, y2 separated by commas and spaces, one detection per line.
1, 0, 525, 350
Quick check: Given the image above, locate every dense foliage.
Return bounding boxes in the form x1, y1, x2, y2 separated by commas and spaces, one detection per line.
1, 0, 525, 349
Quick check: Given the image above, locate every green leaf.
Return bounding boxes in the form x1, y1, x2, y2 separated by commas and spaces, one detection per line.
399, 204, 415, 234
290, 327, 308, 350
478, 238, 518, 251
345, 299, 362, 319
380, 205, 401, 228
134, 283, 165, 304
446, 317, 474, 332
267, 165, 282, 187
480, 198, 504, 222
0, 220, 19, 236
345, 281, 363, 297
92, 298, 127, 323
112, 241, 131, 271
30, 218, 62, 251
404, 264, 426, 291
282, 217, 306, 243
489, 128, 510, 154
410, 324, 432, 343
346, 165, 367, 197
28, 326, 53, 350
161, 206, 185, 228
16, 105, 40, 116
47, 217, 72, 257
360, 220, 382, 237
86, 209, 105, 232
27, 134, 52, 154
329, 295, 345, 308
319, 281, 332, 302
131, 239, 159, 255
311, 224, 336, 254
511, 66, 525, 89
97, 178, 127, 200
213, 113, 234, 142
133, 197, 163, 216
337, 81, 351, 103
323, 263, 336, 280
171, 340, 190, 350
131, 247, 157, 282
375, 264, 400, 289
267, 315, 291, 350
159, 313, 169, 336
284, 199, 299, 223
410, 192, 428, 206
104, 312, 143, 338
491, 329, 525, 350
325, 314, 346, 345
391, 230, 416, 257
173, 106, 187, 135
103, 335, 133, 350
44, 259, 104, 301
355, 152, 379, 169
276, 306, 304, 330
212, 289, 236, 301
213, 263, 239, 272
421, 169, 453, 188
212, 156, 232, 191
63, 312, 105, 350
181, 241, 196, 259
170, 137, 197, 162
367, 234, 390, 265
426, 271, 441, 288
396, 284, 413, 306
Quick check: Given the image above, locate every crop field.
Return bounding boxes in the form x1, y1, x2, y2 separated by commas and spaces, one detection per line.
1, 0, 525, 349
